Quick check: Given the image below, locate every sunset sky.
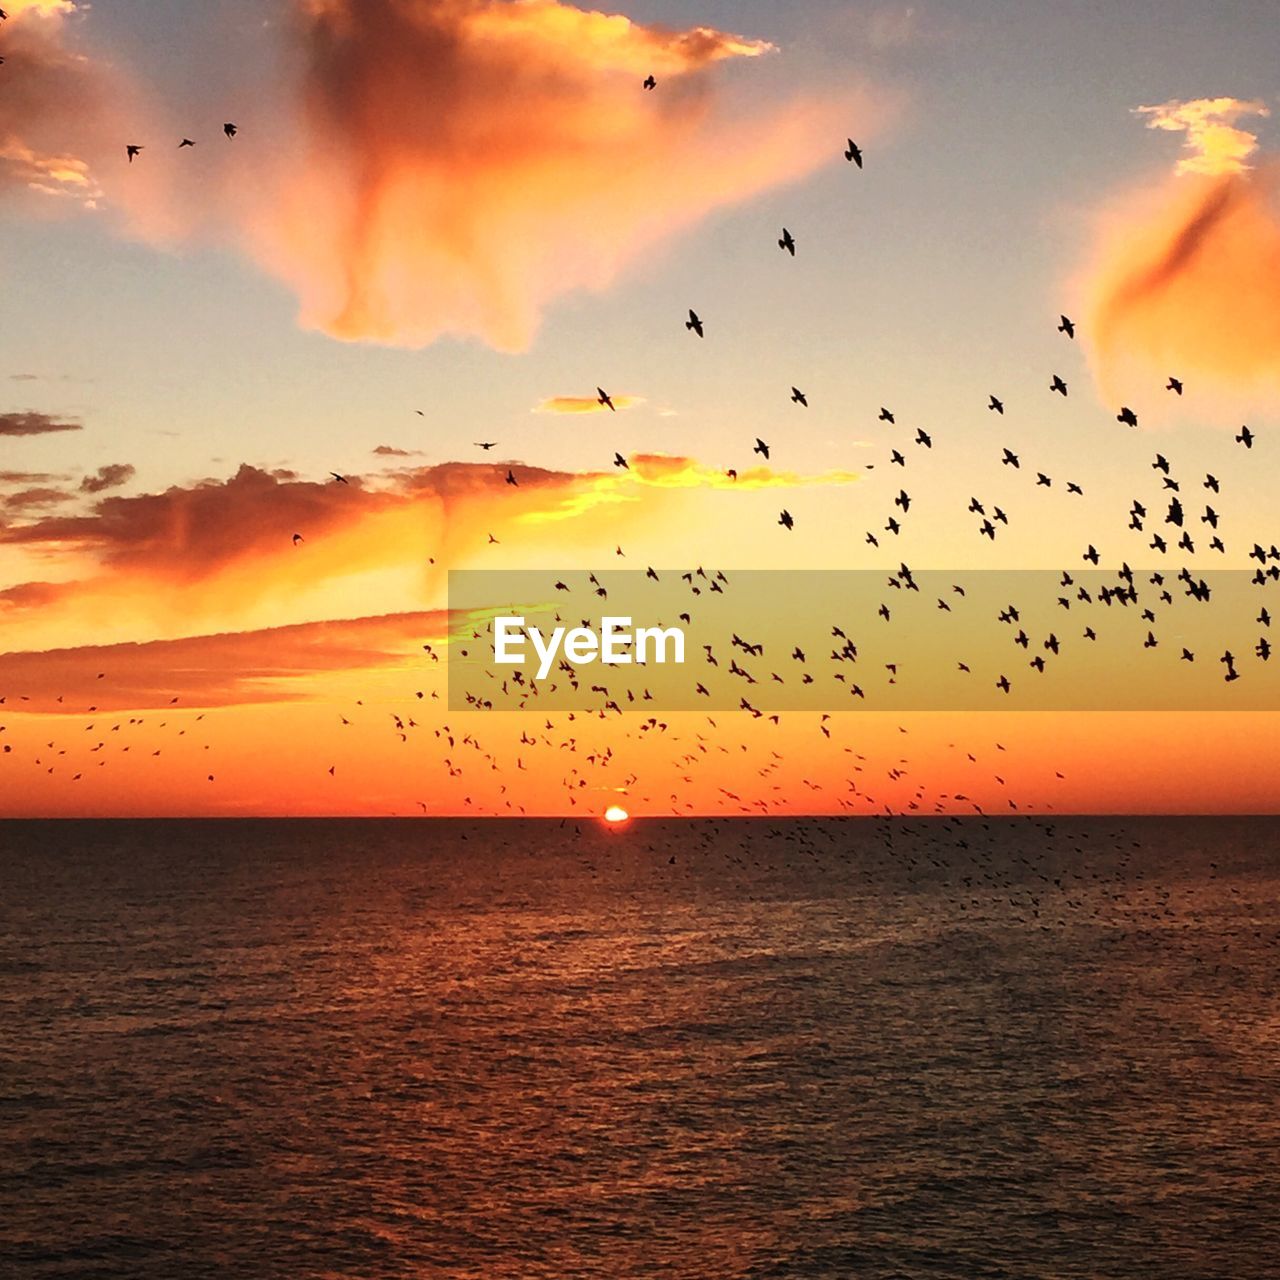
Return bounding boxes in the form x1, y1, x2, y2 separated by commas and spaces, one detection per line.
2, 0, 1279, 816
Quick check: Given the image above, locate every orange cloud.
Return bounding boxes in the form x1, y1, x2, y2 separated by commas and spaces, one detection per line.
536, 395, 642, 414
0, 0, 120, 210
1134, 97, 1270, 177
239, 0, 884, 350
1082, 162, 1280, 396
0, 610, 441, 712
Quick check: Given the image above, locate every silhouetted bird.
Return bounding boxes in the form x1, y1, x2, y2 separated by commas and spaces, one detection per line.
126, 145, 143, 162
686, 309, 703, 337
224, 123, 237, 138
754, 438, 770, 460
988, 395, 1004, 414
1167, 376, 1183, 395
613, 453, 629, 469
844, 139, 863, 167
474, 442, 497, 450
643, 75, 656, 90
597, 387, 615, 411
1117, 406, 1138, 428
1058, 315, 1075, 338
179, 138, 195, 148
1050, 375, 1068, 396
1237, 425, 1255, 449
778, 228, 795, 256
778, 509, 794, 530
791, 387, 808, 407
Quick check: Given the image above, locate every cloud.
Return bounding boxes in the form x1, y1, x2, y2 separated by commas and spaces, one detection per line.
2, 485, 75, 513
0, 610, 443, 712
1082, 162, 1280, 395
0, 470, 68, 485
0, 0, 120, 210
236, 0, 883, 350
372, 444, 423, 457
0, 411, 82, 436
628, 453, 861, 489
536, 394, 642, 414
1135, 97, 1270, 177
80, 463, 137, 494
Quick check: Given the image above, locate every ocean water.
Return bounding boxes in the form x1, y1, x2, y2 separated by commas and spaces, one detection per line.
2, 817, 1279, 1279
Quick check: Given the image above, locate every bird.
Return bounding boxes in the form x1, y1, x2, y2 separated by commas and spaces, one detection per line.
474, 442, 497, 450
178, 138, 195, 148
791, 387, 808, 407
1117, 406, 1138, 428
597, 387, 615, 412
686, 310, 703, 337
224, 123, 237, 138
1167, 376, 1183, 395
844, 139, 863, 167
1050, 375, 1068, 396
643, 75, 656, 90
753, 438, 770, 460
778, 228, 796, 256
613, 453, 629, 469
778, 509, 794, 530
1237, 425, 1255, 449
879, 407, 895, 424
330, 472, 349, 484
292, 533, 304, 546
505, 469, 518, 486
1001, 448, 1020, 469
988, 395, 1004, 414
126, 145, 143, 162
1058, 315, 1075, 338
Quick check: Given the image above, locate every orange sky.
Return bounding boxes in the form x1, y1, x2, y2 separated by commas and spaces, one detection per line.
3, 2, 1280, 816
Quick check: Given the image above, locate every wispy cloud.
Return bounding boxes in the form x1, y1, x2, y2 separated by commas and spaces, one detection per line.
80, 463, 136, 494
1135, 97, 1270, 176
0, 411, 82, 436
536, 394, 643, 415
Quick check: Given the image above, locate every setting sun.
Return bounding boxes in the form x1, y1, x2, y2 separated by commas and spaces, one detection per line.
603, 805, 630, 823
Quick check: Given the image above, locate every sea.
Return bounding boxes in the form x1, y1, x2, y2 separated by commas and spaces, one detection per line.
1, 817, 1278, 1279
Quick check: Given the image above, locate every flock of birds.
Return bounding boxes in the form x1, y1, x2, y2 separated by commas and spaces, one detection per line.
1, 49, 1276, 825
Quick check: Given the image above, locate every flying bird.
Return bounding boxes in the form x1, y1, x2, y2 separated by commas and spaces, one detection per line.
753, 438, 770, 460
988, 395, 1004, 414
224, 123, 237, 138
686, 309, 703, 337
613, 453, 629, 469
791, 387, 808, 407
1167, 376, 1183, 395
778, 509, 794, 530
126, 145, 143, 162
1050, 375, 1068, 396
778, 228, 796, 256
879, 407, 895, 424
597, 387, 615, 411
178, 138, 195, 148
1058, 314, 1075, 338
1117, 406, 1138, 428
505, 469, 518, 485
844, 139, 863, 167
474, 442, 497, 450
1237, 425, 1255, 449
643, 75, 656, 90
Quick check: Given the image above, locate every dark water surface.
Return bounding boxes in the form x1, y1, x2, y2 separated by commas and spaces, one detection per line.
2, 817, 1279, 1278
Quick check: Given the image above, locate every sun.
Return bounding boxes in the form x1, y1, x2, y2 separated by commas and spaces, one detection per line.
603, 805, 629, 824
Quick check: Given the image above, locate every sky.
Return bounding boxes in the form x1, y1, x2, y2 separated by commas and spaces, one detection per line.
2, 0, 1279, 817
